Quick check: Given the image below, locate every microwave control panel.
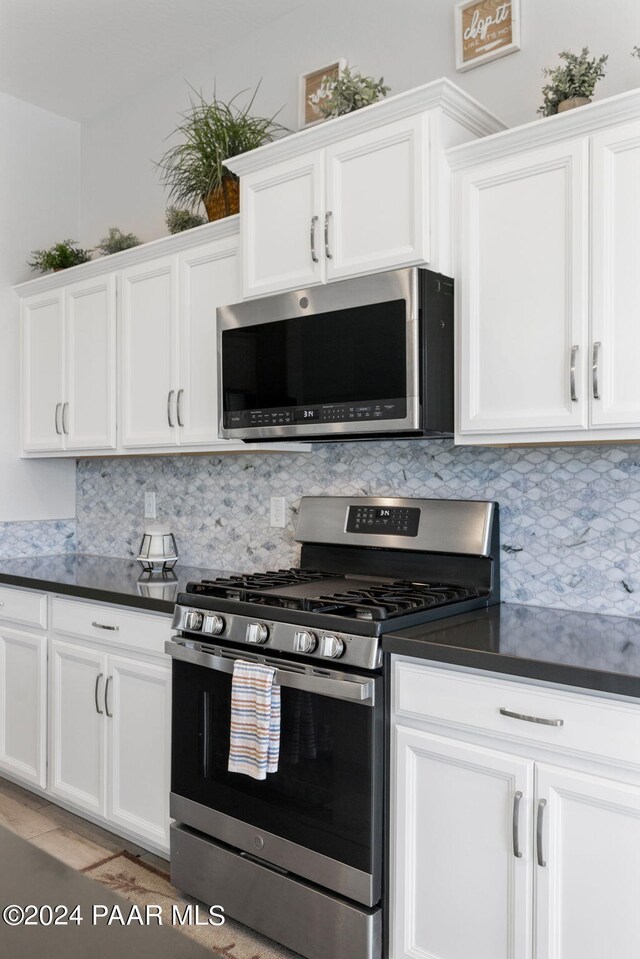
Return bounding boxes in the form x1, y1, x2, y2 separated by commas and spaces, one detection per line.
225, 398, 407, 430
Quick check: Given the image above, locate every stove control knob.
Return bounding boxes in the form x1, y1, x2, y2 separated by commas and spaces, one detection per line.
184, 610, 203, 631
321, 635, 345, 659
246, 622, 269, 644
203, 614, 225, 636
294, 630, 317, 654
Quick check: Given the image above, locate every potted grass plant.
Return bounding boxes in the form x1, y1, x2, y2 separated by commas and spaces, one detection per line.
157, 85, 287, 221
538, 47, 608, 117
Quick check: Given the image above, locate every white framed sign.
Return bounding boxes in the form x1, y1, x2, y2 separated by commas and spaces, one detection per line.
455, 0, 521, 72
298, 59, 347, 129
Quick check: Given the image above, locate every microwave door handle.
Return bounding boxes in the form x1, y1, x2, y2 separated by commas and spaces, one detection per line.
166, 640, 375, 705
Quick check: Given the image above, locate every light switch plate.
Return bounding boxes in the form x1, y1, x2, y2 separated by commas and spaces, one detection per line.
144, 492, 157, 519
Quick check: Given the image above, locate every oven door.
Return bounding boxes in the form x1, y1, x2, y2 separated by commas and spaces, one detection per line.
217, 267, 420, 440
167, 640, 383, 907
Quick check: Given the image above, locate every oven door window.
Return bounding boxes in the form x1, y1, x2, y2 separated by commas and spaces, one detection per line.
171, 660, 381, 875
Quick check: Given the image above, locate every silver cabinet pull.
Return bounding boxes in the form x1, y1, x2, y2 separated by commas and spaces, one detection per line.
310, 215, 319, 263
512, 790, 523, 859
177, 388, 184, 427
54, 403, 62, 435
570, 345, 579, 402
91, 621, 119, 632
95, 672, 104, 715
324, 211, 333, 259
105, 676, 113, 718
536, 799, 547, 867
592, 341, 601, 400
62, 402, 69, 436
167, 389, 175, 428
499, 707, 563, 727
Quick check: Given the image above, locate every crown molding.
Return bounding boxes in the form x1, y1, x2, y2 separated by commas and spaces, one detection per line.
447, 87, 640, 171
14, 215, 239, 297
226, 78, 506, 176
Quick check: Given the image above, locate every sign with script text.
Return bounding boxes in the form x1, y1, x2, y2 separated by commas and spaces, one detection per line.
455, 0, 521, 71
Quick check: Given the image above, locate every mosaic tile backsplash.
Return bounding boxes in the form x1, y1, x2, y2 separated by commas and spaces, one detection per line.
0, 519, 76, 558
76, 440, 640, 618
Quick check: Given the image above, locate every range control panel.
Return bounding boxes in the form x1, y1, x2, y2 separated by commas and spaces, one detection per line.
346, 505, 420, 537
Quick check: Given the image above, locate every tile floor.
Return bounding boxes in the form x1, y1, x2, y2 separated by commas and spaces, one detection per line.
0, 776, 168, 873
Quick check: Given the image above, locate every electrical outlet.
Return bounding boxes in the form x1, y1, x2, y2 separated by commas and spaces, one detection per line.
144, 492, 157, 520
270, 496, 286, 528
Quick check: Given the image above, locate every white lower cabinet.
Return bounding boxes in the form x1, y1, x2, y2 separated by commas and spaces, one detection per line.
49, 637, 171, 851
0, 626, 47, 788
391, 659, 640, 959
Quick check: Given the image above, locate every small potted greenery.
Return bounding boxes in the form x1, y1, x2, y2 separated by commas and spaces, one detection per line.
96, 226, 141, 255
157, 85, 287, 222
165, 206, 206, 234
313, 66, 390, 119
538, 47, 608, 117
28, 239, 92, 273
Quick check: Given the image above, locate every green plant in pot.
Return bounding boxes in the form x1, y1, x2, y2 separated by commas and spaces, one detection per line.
165, 206, 206, 234
314, 66, 390, 119
538, 47, 608, 117
28, 239, 92, 273
157, 85, 287, 221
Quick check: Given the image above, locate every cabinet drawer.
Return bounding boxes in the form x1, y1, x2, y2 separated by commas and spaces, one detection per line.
52, 597, 170, 656
0, 586, 47, 629
394, 660, 640, 768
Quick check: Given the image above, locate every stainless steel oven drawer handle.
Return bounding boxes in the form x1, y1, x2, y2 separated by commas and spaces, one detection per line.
499, 707, 563, 727
92, 621, 120, 631
166, 641, 375, 704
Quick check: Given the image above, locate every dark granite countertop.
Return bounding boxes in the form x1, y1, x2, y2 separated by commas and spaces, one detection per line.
383, 603, 640, 698
0, 555, 231, 615
0, 825, 215, 959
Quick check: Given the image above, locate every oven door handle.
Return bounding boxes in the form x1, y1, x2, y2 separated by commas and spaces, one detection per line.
165, 640, 375, 705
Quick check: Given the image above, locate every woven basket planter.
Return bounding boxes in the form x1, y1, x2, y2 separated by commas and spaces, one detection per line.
203, 177, 240, 221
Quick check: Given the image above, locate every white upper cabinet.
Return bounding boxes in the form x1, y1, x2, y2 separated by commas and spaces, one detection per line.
590, 119, 640, 428
228, 79, 505, 298
22, 279, 116, 453
457, 139, 589, 435
120, 255, 180, 449
18, 219, 308, 457
22, 291, 65, 452
453, 90, 640, 445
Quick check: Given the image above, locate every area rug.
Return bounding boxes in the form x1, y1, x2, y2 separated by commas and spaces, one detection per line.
83, 851, 301, 959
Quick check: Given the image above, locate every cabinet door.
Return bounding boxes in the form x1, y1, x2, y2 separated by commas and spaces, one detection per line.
107, 656, 170, 850
325, 114, 429, 281
241, 152, 324, 297
178, 236, 240, 446
120, 256, 179, 448
49, 639, 107, 816
22, 292, 64, 452
457, 140, 589, 435
0, 626, 47, 788
591, 120, 640, 427
391, 725, 533, 959
65, 274, 117, 450
536, 764, 640, 959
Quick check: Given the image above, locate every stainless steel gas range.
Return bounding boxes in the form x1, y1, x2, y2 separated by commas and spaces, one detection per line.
166, 496, 500, 959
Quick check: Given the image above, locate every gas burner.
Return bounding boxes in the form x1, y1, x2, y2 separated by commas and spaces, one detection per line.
310, 582, 483, 621
190, 568, 335, 601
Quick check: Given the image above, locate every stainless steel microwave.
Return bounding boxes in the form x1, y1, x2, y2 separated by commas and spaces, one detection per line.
217, 267, 453, 442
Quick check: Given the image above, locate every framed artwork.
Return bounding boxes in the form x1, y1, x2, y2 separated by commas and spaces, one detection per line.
298, 59, 347, 129
455, 0, 521, 72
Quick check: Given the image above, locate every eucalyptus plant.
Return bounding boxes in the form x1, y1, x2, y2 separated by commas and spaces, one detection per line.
314, 67, 390, 119
28, 239, 92, 273
538, 47, 608, 117
156, 84, 287, 212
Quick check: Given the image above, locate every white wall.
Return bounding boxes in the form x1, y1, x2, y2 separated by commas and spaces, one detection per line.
0, 92, 79, 521
80, 0, 640, 244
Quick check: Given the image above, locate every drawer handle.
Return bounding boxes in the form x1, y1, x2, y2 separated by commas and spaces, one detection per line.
536, 799, 547, 867
95, 673, 104, 715
499, 707, 563, 727
512, 790, 523, 859
91, 621, 120, 632
105, 676, 113, 718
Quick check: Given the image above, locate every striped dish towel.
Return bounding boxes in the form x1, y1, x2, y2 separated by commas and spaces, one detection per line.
228, 660, 281, 780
